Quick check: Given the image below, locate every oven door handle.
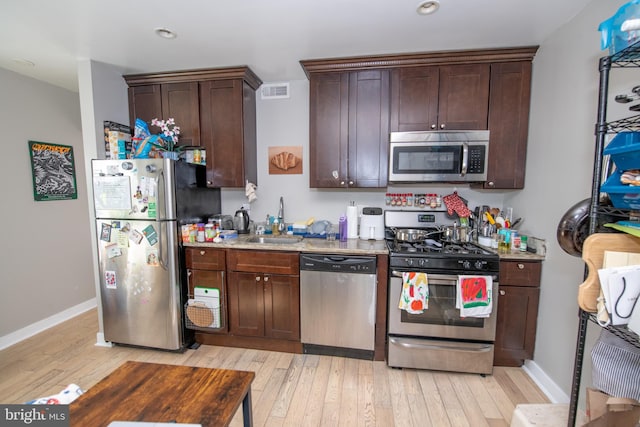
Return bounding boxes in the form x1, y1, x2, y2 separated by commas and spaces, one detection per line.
389, 337, 493, 353
391, 271, 460, 283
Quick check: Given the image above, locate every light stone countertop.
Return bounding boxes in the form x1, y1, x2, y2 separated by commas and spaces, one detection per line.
183, 235, 545, 260
183, 234, 389, 255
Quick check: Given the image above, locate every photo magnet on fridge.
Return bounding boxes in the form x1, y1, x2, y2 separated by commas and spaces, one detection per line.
100, 223, 112, 242
129, 229, 143, 244
142, 224, 158, 246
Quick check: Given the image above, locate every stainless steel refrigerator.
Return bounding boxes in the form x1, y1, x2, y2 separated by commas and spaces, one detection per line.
92, 158, 220, 350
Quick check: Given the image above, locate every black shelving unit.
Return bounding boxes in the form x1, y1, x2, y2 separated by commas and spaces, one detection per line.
568, 41, 640, 427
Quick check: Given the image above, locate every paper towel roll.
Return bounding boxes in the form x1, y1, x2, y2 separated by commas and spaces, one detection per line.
347, 205, 359, 238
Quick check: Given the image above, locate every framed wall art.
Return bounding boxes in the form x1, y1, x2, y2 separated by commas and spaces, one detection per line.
268, 146, 303, 175
28, 140, 78, 201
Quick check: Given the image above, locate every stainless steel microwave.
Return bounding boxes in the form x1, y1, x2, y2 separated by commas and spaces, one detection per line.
388, 130, 490, 183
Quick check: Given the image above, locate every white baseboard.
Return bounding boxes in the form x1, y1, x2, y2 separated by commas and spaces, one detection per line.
95, 332, 113, 347
523, 360, 570, 403
0, 299, 97, 351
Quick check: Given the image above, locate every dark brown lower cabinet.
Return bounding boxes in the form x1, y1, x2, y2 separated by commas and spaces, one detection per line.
227, 271, 300, 341
227, 250, 300, 341
494, 260, 541, 367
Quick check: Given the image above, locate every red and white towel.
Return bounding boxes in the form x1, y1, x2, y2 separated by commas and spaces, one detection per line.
456, 275, 493, 318
398, 272, 429, 314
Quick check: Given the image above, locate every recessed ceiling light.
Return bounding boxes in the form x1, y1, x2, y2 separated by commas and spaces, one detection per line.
416, 0, 440, 15
154, 27, 177, 39
12, 58, 35, 67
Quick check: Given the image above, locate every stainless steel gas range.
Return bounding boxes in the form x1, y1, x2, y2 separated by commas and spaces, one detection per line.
385, 210, 500, 375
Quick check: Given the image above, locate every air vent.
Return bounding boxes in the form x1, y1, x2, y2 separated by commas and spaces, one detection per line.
261, 83, 290, 100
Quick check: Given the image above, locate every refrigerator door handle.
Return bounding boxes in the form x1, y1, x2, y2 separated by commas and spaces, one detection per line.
155, 169, 166, 270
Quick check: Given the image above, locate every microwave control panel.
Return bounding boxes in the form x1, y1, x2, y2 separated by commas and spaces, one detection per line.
468, 145, 486, 173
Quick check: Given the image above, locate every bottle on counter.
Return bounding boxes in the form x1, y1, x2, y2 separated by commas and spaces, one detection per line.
196, 223, 205, 243
339, 215, 347, 242
520, 235, 528, 252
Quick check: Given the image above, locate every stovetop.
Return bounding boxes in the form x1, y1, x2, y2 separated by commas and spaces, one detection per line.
388, 240, 493, 256
384, 209, 499, 274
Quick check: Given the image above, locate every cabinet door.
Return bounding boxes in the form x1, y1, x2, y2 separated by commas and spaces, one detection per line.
348, 70, 390, 188
390, 66, 439, 131
484, 61, 532, 189
128, 85, 162, 129
438, 64, 489, 130
390, 64, 489, 131
200, 79, 247, 187
160, 82, 200, 147
309, 72, 349, 188
264, 274, 300, 341
227, 271, 264, 337
494, 285, 540, 366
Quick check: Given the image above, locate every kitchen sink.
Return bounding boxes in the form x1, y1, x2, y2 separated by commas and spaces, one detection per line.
246, 235, 304, 245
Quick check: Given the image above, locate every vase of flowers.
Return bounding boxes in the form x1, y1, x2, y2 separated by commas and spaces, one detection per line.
150, 118, 181, 154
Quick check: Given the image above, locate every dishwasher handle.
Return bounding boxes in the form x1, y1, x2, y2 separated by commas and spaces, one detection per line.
299, 253, 376, 274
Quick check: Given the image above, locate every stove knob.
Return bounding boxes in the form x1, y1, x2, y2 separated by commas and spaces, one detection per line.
419, 259, 426, 267
405, 258, 414, 267
475, 260, 484, 270
462, 260, 471, 269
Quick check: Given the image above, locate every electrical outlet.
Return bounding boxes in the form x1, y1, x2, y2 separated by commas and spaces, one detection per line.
241, 203, 251, 215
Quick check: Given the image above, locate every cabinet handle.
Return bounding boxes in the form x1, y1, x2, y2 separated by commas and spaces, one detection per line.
487, 181, 495, 187
207, 181, 212, 185
348, 181, 354, 186
500, 290, 506, 296
256, 276, 261, 281
264, 276, 269, 282
518, 263, 525, 270
340, 181, 345, 186
200, 250, 205, 256
431, 124, 436, 129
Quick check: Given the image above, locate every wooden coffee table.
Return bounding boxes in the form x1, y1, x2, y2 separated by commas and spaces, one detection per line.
70, 361, 254, 427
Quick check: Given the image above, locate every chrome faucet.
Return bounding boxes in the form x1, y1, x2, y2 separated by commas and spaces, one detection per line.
277, 196, 285, 233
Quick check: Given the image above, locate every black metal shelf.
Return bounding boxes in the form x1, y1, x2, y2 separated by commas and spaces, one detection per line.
588, 314, 640, 349
604, 114, 640, 133
610, 40, 640, 66
568, 39, 640, 427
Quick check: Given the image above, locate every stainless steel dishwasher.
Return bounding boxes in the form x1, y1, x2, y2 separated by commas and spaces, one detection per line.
299, 253, 377, 359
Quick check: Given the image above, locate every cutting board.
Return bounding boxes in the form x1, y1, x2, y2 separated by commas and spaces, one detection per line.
578, 233, 640, 312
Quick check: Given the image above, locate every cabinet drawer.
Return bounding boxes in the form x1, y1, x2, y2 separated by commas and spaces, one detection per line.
499, 261, 541, 287
227, 249, 299, 275
185, 247, 226, 270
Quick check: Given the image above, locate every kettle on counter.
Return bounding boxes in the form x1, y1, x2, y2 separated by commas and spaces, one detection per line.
234, 208, 250, 234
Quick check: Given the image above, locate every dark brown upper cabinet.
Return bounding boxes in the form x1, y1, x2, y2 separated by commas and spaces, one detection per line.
124, 67, 262, 188
481, 61, 533, 189
301, 46, 537, 190
306, 69, 390, 188
390, 64, 489, 131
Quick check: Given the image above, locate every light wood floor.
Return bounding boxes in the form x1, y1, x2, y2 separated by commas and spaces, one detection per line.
0, 309, 549, 426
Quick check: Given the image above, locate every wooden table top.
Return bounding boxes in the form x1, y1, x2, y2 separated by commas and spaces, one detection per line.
69, 361, 255, 427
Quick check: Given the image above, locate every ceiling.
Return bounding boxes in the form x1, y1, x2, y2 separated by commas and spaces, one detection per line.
2, 0, 594, 92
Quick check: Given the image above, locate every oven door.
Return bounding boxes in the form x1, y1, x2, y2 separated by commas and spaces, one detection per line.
388, 270, 498, 342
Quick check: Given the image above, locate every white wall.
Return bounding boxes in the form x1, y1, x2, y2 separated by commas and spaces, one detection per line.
505, 0, 633, 406
0, 68, 95, 343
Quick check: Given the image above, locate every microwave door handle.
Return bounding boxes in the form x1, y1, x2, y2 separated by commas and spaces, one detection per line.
460, 143, 468, 176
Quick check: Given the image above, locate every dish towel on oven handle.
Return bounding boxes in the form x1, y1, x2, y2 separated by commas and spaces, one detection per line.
399, 272, 429, 314
456, 275, 493, 317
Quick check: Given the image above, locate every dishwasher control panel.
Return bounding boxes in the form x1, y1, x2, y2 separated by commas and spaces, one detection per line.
299, 254, 377, 274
